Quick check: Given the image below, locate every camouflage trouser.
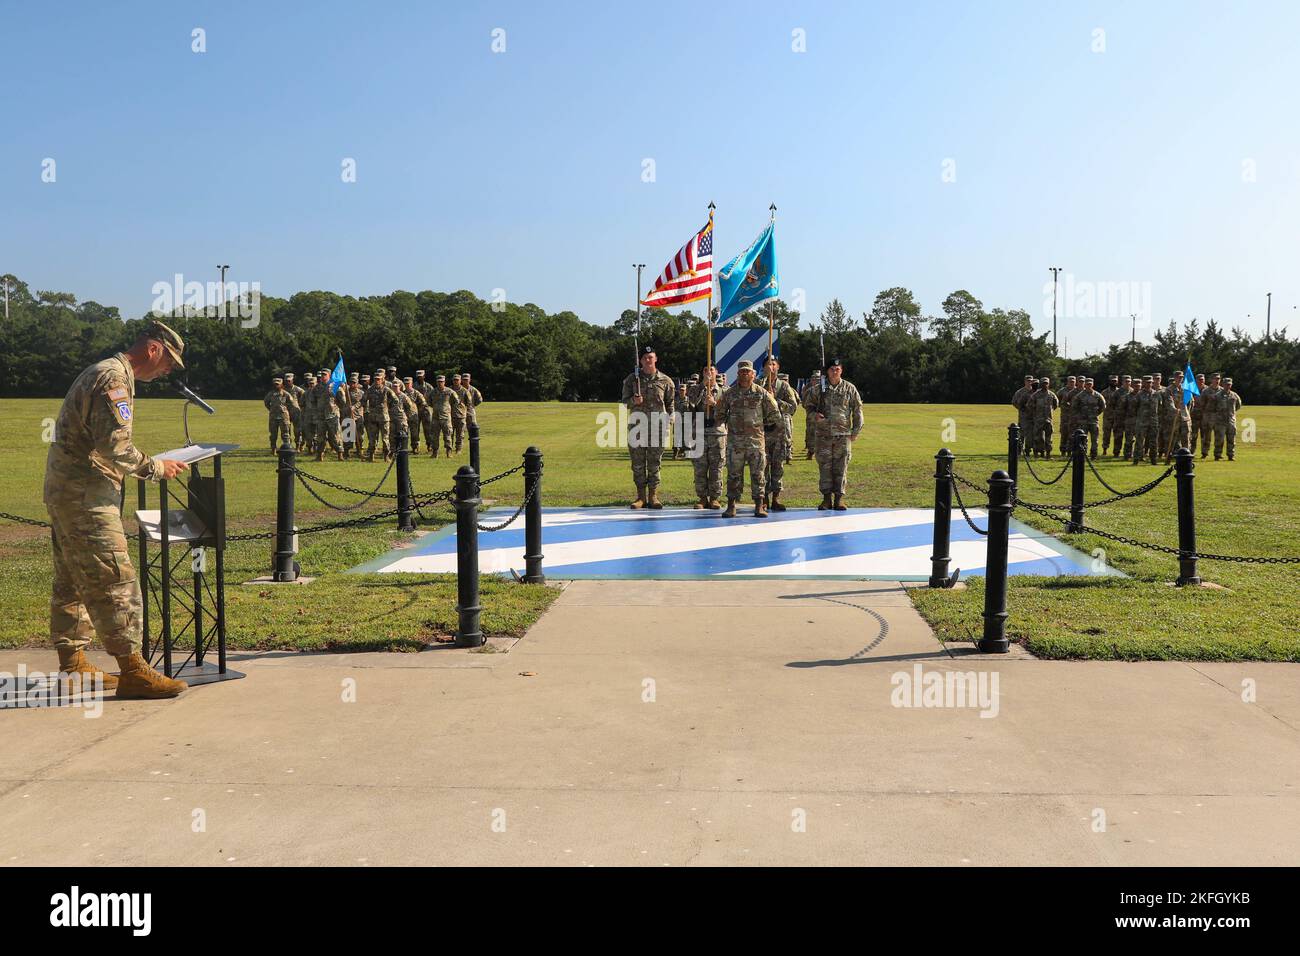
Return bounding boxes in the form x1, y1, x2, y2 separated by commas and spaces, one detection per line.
1213, 421, 1236, 459
726, 440, 766, 502
1166, 420, 1190, 459
452, 417, 466, 451
692, 435, 726, 501
270, 417, 291, 449
630, 444, 666, 489
1122, 421, 1137, 458
341, 417, 361, 454
1058, 418, 1072, 454
764, 431, 788, 495
1132, 421, 1160, 463
407, 413, 421, 451
47, 505, 142, 657
315, 417, 342, 455
433, 415, 454, 456
1080, 422, 1100, 457
291, 411, 304, 448
1101, 414, 1119, 454
804, 411, 816, 456
1189, 415, 1202, 454
1017, 413, 1032, 452
365, 418, 390, 459
1033, 421, 1053, 457
389, 420, 410, 452
420, 411, 436, 452
1196, 417, 1213, 457
815, 434, 852, 494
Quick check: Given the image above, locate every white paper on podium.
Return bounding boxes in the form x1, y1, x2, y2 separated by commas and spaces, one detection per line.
154, 443, 240, 465
135, 509, 209, 542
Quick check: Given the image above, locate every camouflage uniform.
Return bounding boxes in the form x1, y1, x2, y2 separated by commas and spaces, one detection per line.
285, 376, 306, 450
387, 382, 413, 451
1071, 386, 1106, 458
716, 373, 782, 506
414, 374, 437, 452
1100, 380, 1121, 454
461, 381, 483, 424
44, 351, 169, 657
1164, 380, 1192, 461
336, 378, 362, 457
429, 378, 461, 456
677, 378, 727, 506
757, 371, 799, 503
264, 382, 297, 451
450, 379, 469, 451
1028, 385, 1059, 457
309, 375, 343, 459
800, 378, 820, 458
620, 366, 676, 501
1011, 381, 1034, 452
1189, 382, 1208, 457
1132, 384, 1160, 464
363, 374, 391, 461
1121, 383, 1140, 458
1209, 381, 1243, 460
300, 376, 321, 452
803, 372, 864, 503
778, 373, 795, 463
1056, 383, 1077, 454
403, 380, 427, 452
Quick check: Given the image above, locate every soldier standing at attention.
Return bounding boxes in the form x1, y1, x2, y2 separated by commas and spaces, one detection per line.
363, 368, 391, 462
403, 377, 426, 451
1056, 376, 1076, 455
801, 373, 820, 459
342, 372, 364, 458
672, 380, 689, 460
1121, 375, 1140, 459
1213, 375, 1243, 461
1156, 371, 1181, 458
45, 320, 191, 699
283, 372, 306, 451
1164, 372, 1191, 463
677, 365, 726, 509
1011, 375, 1034, 453
1030, 375, 1058, 457
430, 374, 461, 457
757, 355, 799, 512
312, 368, 344, 461
450, 374, 469, 454
620, 346, 675, 509
803, 357, 864, 510
716, 359, 782, 518
461, 372, 483, 428
1072, 378, 1106, 459
1189, 372, 1208, 457
300, 373, 320, 454
1132, 376, 1160, 465
778, 372, 795, 464
414, 370, 437, 453
387, 377, 413, 452
1150, 372, 1168, 456
264, 375, 297, 452
1100, 375, 1121, 456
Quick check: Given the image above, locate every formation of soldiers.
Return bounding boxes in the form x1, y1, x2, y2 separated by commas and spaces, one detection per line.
264, 366, 483, 461
622, 348, 862, 516
1012, 370, 1244, 464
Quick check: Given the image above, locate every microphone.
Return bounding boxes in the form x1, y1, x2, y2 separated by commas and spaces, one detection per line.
174, 381, 216, 415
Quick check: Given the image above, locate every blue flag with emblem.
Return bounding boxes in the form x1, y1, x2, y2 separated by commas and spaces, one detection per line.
716, 221, 779, 325
1183, 360, 1199, 405
330, 354, 346, 395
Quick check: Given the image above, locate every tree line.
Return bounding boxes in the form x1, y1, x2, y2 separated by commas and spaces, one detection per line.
1, 273, 1296, 405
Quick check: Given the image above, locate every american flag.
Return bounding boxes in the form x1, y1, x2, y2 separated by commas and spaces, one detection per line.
641, 219, 713, 307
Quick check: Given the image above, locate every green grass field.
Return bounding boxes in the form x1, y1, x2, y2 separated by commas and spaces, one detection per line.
1, 398, 1297, 660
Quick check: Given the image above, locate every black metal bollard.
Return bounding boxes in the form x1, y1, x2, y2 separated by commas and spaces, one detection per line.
928, 448, 955, 588
1067, 428, 1086, 533
468, 421, 481, 478
523, 446, 545, 583
453, 465, 483, 647
396, 433, 415, 532
1007, 423, 1020, 491
978, 470, 1014, 653
273, 442, 298, 581
1173, 447, 1200, 586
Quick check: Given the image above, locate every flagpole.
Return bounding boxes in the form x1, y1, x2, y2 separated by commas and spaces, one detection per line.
633, 263, 645, 396
706, 201, 715, 370
767, 203, 776, 363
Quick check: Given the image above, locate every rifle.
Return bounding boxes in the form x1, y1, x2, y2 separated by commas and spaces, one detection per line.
818, 332, 828, 419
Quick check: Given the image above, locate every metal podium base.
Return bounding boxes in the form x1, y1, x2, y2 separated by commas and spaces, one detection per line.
168, 662, 247, 687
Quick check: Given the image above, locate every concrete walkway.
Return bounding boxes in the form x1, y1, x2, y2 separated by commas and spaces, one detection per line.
1, 580, 1296, 866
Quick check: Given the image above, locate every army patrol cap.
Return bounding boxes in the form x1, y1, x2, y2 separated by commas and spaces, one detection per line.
349, 372, 359, 381
374, 367, 386, 376
1143, 375, 1154, 382
736, 360, 754, 371
1224, 377, 1233, 384
387, 365, 397, 374
1085, 378, 1094, 385
142, 320, 186, 371
273, 376, 283, 384
416, 369, 426, 376
436, 374, 446, 382
404, 376, 413, 384
641, 346, 655, 356
285, 372, 294, 379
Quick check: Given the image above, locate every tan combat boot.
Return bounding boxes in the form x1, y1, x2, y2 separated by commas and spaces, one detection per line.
631, 486, 646, 510
707, 498, 721, 510
115, 653, 187, 700
721, 499, 737, 518
769, 492, 787, 512
818, 493, 833, 510
57, 647, 118, 691
315, 449, 324, 462
833, 494, 847, 511
754, 499, 768, 518
647, 486, 663, 510
693, 498, 707, 510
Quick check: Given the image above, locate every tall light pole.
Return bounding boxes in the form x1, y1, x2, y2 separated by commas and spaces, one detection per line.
1049, 266, 1063, 355
1130, 313, 1136, 347
217, 264, 230, 321
1266, 291, 1272, 339
2, 277, 9, 320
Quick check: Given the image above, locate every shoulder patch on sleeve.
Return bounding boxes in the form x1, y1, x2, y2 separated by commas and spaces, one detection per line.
107, 386, 129, 402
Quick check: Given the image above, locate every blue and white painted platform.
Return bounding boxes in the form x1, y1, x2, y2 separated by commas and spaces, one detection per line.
350, 507, 1122, 581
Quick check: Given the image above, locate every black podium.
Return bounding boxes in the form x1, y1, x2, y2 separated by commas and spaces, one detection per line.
135, 444, 244, 686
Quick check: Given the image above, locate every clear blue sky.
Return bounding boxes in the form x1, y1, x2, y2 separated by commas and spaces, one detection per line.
3, 1, 1297, 355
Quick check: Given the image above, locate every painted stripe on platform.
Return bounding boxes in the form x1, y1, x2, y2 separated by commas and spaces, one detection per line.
350, 506, 1121, 580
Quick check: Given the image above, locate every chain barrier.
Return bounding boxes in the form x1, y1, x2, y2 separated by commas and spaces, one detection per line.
1015, 466, 1174, 511
291, 457, 398, 501
226, 486, 455, 542
1012, 495, 1300, 564
470, 477, 536, 532
0, 511, 51, 529
478, 461, 526, 488
948, 473, 989, 536
1016, 447, 1071, 486
1085, 455, 1173, 497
